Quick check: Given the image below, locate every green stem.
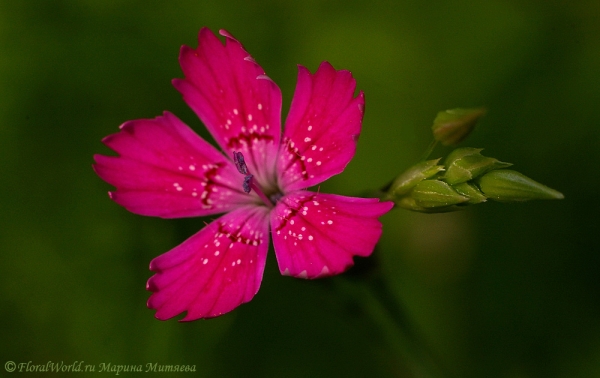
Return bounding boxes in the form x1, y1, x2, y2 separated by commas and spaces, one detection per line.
420, 139, 439, 161
374, 138, 440, 203
334, 275, 451, 378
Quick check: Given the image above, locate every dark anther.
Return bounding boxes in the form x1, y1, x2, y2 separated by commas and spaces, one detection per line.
233, 151, 249, 175
270, 193, 283, 203
243, 174, 253, 194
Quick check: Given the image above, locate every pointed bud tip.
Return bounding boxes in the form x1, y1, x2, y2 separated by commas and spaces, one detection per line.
444, 147, 512, 185
477, 170, 564, 202
452, 182, 488, 204
388, 159, 444, 197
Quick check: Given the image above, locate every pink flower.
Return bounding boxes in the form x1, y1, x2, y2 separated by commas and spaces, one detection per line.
93, 28, 393, 321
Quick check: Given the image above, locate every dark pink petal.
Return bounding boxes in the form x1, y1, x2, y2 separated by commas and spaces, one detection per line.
277, 62, 365, 192
174, 28, 282, 188
147, 206, 270, 320
270, 191, 393, 279
93, 112, 254, 218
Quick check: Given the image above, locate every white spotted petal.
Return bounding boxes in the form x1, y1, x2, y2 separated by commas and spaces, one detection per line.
173, 27, 282, 188
270, 192, 393, 279
147, 206, 270, 321
93, 112, 252, 218
277, 62, 365, 192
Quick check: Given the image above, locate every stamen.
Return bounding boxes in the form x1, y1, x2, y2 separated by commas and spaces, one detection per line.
233, 151, 248, 175
242, 174, 253, 194
232, 151, 274, 208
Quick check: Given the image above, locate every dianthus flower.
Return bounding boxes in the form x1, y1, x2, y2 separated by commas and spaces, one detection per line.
94, 28, 392, 321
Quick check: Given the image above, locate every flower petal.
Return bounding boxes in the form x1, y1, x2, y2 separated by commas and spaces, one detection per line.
277, 62, 365, 192
173, 28, 282, 188
270, 191, 393, 279
147, 206, 270, 320
93, 112, 253, 218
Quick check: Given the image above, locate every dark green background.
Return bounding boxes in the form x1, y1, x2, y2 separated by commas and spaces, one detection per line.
1, 1, 598, 377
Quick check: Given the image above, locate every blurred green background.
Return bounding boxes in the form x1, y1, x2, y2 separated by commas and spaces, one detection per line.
1, 0, 599, 377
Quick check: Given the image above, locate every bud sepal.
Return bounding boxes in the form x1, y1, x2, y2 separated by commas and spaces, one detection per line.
444, 147, 512, 185
452, 182, 487, 204
389, 159, 444, 196
411, 180, 469, 208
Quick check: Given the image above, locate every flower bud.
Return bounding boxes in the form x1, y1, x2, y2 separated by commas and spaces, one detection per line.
411, 180, 469, 209
432, 107, 486, 145
444, 147, 512, 185
477, 169, 564, 202
389, 159, 444, 196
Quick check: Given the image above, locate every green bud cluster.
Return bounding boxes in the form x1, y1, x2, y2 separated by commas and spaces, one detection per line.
386, 148, 563, 212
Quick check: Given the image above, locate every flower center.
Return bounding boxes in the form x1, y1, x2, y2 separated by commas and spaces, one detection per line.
233, 151, 281, 208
